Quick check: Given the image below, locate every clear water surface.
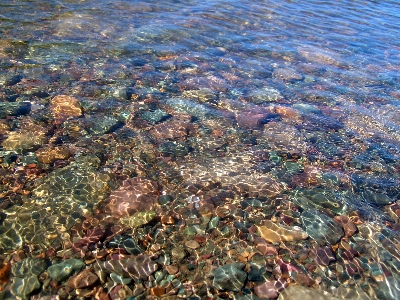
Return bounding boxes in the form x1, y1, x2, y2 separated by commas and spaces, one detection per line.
1, 0, 400, 299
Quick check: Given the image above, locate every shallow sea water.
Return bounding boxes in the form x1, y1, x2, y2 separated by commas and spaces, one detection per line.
1, 0, 400, 299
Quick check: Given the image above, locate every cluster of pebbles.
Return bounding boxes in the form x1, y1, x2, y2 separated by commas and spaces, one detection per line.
0, 2, 400, 298
0, 85, 399, 299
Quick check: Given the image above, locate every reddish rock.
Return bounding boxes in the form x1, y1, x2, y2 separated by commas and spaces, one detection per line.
165, 265, 179, 275
193, 236, 206, 244
236, 112, 270, 129
151, 121, 190, 140
275, 106, 302, 121
310, 247, 336, 266
0, 263, 11, 284
334, 215, 357, 237
235, 107, 276, 129
72, 227, 106, 251
293, 272, 315, 286
105, 178, 160, 217
109, 285, 133, 300
67, 269, 98, 289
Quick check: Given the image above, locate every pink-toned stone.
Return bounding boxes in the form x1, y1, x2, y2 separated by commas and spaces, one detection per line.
254, 237, 278, 256
254, 280, 287, 299
310, 247, 336, 266
96, 255, 158, 280
67, 269, 98, 289
235, 107, 276, 129
105, 178, 160, 217
151, 121, 190, 140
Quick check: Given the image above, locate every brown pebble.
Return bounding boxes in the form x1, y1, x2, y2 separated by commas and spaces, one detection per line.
165, 265, 179, 275
201, 253, 212, 260
150, 244, 161, 251
193, 236, 206, 243
185, 240, 200, 249
161, 215, 175, 225
237, 254, 247, 263
67, 269, 98, 289
151, 286, 166, 297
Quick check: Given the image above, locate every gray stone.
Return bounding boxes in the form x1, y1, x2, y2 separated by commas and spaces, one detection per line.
48, 258, 85, 282
140, 109, 171, 124
300, 209, 344, 245
158, 195, 173, 205
10, 275, 41, 299
362, 190, 393, 205
213, 263, 247, 292
86, 115, 123, 135
12, 257, 48, 278
0, 102, 31, 118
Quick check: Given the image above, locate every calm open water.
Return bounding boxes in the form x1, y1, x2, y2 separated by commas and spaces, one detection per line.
1, 0, 400, 299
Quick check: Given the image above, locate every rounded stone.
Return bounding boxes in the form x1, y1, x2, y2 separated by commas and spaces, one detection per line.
171, 247, 186, 260
185, 240, 200, 249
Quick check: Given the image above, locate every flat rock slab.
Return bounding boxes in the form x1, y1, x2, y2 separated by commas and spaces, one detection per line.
213, 263, 247, 292
300, 209, 344, 245
257, 220, 308, 243
96, 255, 158, 280
48, 258, 85, 282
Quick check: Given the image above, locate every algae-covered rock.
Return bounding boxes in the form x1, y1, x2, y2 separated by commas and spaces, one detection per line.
0, 101, 31, 118
12, 257, 48, 278
300, 209, 344, 245
213, 263, 247, 292
48, 258, 85, 282
10, 275, 41, 299
120, 211, 156, 228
